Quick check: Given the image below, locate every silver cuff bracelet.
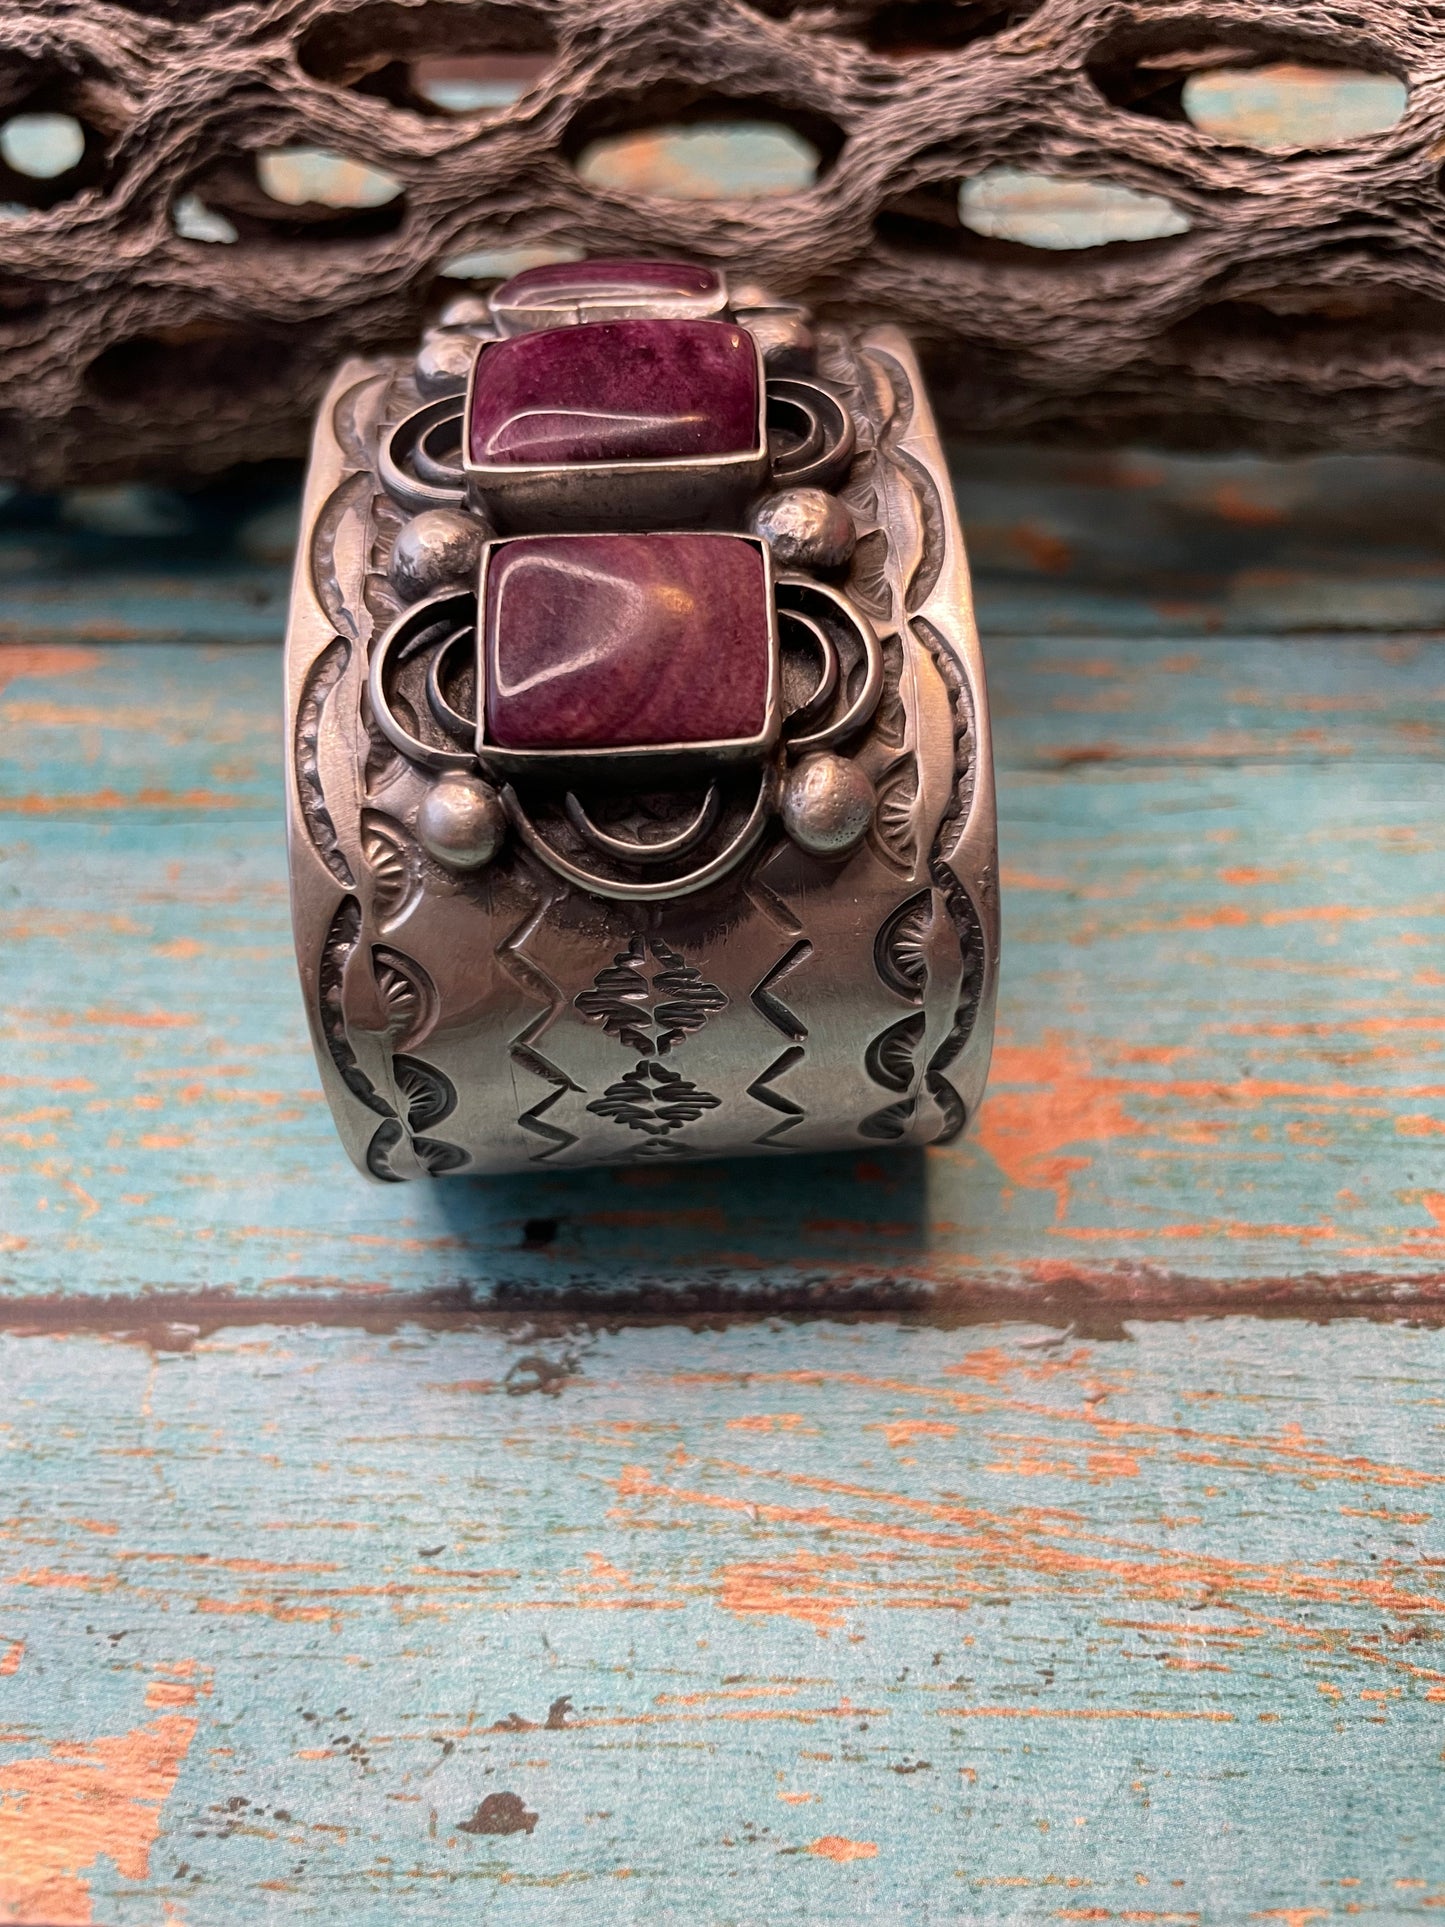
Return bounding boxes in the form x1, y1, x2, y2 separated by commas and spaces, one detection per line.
284, 258, 998, 1178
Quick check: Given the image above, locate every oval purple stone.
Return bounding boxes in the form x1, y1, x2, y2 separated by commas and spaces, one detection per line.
468, 319, 760, 468
482, 533, 772, 752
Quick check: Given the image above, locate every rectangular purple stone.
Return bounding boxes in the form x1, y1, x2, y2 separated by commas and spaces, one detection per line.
468, 318, 760, 469
482, 532, 773, 752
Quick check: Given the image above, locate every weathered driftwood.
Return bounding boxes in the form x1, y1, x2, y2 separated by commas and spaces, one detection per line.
1, 0, 1443, 484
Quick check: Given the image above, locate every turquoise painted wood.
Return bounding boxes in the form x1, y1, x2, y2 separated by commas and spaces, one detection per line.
1, 456, 1443, 1921
2, 1318, 1444, 1921
0, 626, 1441, 1309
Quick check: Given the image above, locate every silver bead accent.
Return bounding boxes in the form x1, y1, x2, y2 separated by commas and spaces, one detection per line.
747, 487, 856, 573
417, 773, 506, 871
780, 752, 875, 857
729, 279, 780, 310
415, 329, 478, 399
389, 509, 487, 601
437, 293, 494, 330
737, 306, 815, 374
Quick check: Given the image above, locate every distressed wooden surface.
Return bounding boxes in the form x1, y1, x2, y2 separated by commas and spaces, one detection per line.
1, 622, 1441, 1312
1, 458, 1443, 1919
3, 1317, 1445, 1921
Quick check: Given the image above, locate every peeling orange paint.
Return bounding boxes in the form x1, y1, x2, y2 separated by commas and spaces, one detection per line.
986, 1442, 1141, 1483
0, 1640, 24, 1677
582, 1553, 633, 1586
943, 1705, 1231, 1723
808, 1835, 878, 1862
7, 1570, 115, 1595
870, 1421, 958, 1449
656, 1687, 802, 1707
717, 1554, 854, 1633
727, 1414, 809, 1433
970, 1025, 1445, 1231
0, 1714, 196, 1924
975, 1039, 1146, 1218
144, 1662, 211, 1712
614, 1439, 1445, 1636
0, 788, 249, 816
946, 1346, 1095, 1385
0, 646, 101, 697
676, 1367, 1445, 1496
194, 1597, 334, 1623
142, 1684, 201, 1709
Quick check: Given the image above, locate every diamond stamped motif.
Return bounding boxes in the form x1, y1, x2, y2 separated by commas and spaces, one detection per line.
481, 532, 774, 755
468, 318, 760, 469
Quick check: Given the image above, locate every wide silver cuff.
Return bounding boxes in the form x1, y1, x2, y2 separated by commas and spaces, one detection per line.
284, 269, 998, 1178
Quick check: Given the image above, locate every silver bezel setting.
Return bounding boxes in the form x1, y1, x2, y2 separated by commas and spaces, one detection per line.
490, 265, 731, 335
473, 530, 782, 781
461, 326, 770, 533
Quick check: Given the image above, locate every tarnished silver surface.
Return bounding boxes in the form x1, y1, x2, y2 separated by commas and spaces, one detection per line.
285, 276, 999, 1178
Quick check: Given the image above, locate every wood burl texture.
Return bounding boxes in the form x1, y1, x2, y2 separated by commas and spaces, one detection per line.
5, 0, 1445, 482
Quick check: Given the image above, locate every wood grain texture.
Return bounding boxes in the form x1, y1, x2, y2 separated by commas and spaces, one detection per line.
0, 623, 1441, 1313
1, 1316, 1444, 1920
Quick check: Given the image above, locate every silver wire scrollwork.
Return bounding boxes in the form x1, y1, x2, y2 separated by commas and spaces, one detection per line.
381, 371, 856, 521
365, 571, 883, 902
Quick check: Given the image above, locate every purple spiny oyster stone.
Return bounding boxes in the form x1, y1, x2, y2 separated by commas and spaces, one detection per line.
482, 533, 772, 752
468, 319, 759, 467
490, 257, 721, 310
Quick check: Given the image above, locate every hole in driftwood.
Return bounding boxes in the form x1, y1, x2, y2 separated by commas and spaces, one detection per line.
855, 0, 1042, 55
437, 242, 581, 281
85, 324, 305, 406
0, 93, 111, 211
257, 148, 404, 210
875, 176, 970, 251
172, 192, 238, 245
743, 0, 1040, 42
877, 176, 1194, 264
958, 169, 1191, 250
297, 2, 556, 115
1182, 63, 1406, 149
576, 120, 823, 199
94, 0, 241, 14
178, 153, 408, 242
0, 277, 50, 335
411, 53, 553, 115
1088, 26, 1406, 143
567, 89, 840, 199
1, 112, 85, 179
